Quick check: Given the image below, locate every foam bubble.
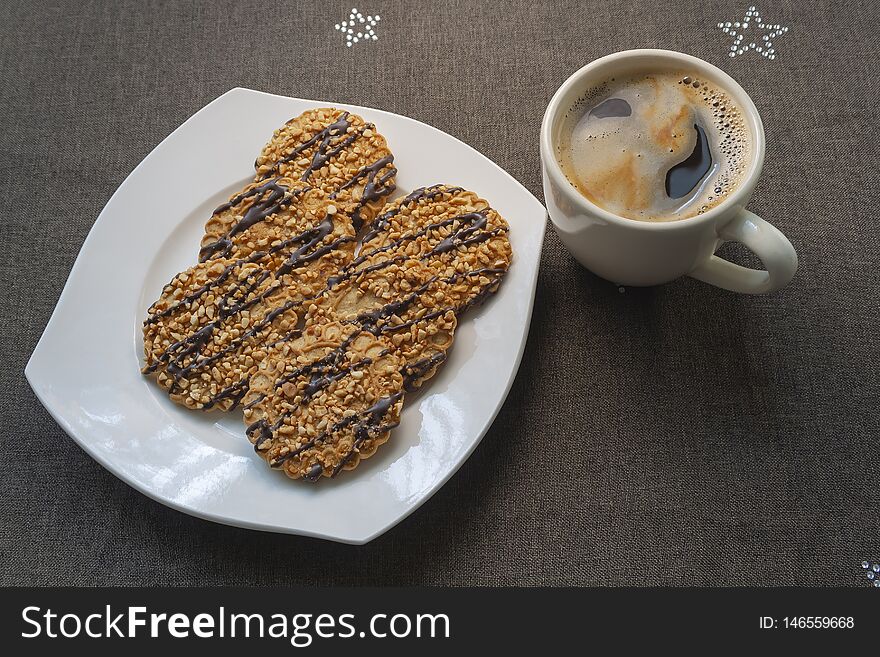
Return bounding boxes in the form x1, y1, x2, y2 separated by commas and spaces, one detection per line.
558, 71, 752, 221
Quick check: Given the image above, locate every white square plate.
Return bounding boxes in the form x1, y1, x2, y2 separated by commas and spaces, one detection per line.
26, 88, 546, 544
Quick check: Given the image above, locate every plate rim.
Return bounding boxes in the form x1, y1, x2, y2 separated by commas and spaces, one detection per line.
25, 87, 547, 544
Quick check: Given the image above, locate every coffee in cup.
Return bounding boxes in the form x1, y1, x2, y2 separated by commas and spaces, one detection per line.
556, 70, 752, 222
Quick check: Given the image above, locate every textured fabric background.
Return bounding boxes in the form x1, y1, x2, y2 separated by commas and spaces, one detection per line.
1, 0, 878, 586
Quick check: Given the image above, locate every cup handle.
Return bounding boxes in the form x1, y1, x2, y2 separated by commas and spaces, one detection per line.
688, 209, 798, 294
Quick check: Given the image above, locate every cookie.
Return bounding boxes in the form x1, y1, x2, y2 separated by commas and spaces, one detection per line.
142, 207, 355, 410
243, 321, 405, 481
309, 256, 458, 390
357, 185, 513, 313
142, 258, 300, 411
255, 108, 397, 230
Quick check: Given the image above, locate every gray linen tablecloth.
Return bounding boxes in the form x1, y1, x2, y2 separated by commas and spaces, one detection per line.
2, 0, 878, 586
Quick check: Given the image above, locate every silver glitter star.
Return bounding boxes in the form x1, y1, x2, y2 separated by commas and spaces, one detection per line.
334, 7, 381, 47
716, 6, 789, 60
860, 560, 880, 587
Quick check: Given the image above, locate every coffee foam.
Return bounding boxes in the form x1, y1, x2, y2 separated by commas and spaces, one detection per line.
557, 71, 752, 222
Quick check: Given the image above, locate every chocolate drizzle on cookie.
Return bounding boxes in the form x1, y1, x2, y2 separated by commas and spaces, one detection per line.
264, 112, 353, 179
246, 327, 366, 448
143, 212, 358, 410
402, 352, 447, 390
252, 109, 398, 246
300, 122, 367, 181
361, 185, 464, 245
331, 154, 397, 231
256, 389, 404, 479
278, 222, 354, 278
259, 112, 397, 225
244, 324, 404, 480
331, 392, 403, 476
199, 179, 307, 262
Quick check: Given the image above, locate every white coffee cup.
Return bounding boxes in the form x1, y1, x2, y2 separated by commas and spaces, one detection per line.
540, 49, 797, 293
